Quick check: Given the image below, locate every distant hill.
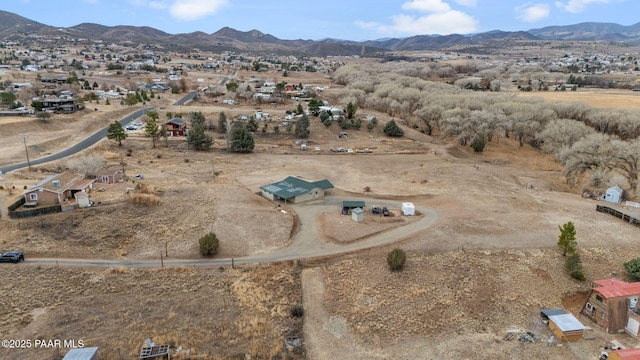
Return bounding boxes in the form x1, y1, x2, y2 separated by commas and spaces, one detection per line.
1, 10, 640, 55
529, 21, 640, 41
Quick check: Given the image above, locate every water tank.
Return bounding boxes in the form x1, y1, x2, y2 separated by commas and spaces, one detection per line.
630, 296, 638, 309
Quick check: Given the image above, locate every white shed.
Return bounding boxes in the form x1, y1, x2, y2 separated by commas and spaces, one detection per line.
402, 202, 415, 216
605, 186, 623, 204
352, 207, 364, 222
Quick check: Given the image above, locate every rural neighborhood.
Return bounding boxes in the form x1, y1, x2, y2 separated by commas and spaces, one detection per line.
1, 7, 640, 360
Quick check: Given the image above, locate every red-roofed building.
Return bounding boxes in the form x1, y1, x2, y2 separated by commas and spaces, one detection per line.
582, 278, 640, 335
609, 348, 640, 360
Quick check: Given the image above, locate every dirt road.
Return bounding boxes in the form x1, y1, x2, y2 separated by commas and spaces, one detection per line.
22, 196, 439, 268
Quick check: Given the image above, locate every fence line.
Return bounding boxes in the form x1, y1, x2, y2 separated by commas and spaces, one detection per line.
626, 201, 640, 209
596, 205, 640, 228
8, 205, 62, 219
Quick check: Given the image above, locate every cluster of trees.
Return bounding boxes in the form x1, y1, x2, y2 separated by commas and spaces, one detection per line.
333, 61, 640, 194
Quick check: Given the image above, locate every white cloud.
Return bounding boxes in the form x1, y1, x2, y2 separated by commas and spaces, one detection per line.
149, 0, 169, 9
454, 0, 477, 6
555, 0, 612, 13
516, 3, 551, 22
402, 0, 452, 13
360, 0, 478, 36
169, 0, 228, 21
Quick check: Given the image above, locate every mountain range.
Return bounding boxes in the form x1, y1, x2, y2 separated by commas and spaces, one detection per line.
1, 10, 640, 56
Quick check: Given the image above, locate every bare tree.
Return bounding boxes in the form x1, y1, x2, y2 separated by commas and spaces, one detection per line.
611, 137, 640, 194
560, 133, 615, 185
66, 154, 106, 177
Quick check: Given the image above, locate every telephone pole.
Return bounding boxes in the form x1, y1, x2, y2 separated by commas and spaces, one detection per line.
21, 134, 32, 172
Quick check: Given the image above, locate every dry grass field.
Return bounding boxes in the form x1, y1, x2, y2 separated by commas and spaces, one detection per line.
518, 88, 640, 109
1, 63, 640, 359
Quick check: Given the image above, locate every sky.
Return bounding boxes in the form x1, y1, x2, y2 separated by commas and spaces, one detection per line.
3, 0, 637, 41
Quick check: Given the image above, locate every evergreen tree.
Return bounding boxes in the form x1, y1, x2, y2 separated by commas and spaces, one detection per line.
557, 221, 577, 256
346, 101, 357, 119
383, 119, 404, 137
107, 121, 127, 146
145, 120, 160, 148
229, 125, 255, 153
187, 122, 213, 150
295, 114, 310, 138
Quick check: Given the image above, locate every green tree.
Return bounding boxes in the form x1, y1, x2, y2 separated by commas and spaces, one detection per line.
246, 118, 258, 132
366, 122, 375, 131
124, 93, 138, 106
565, 252, 585, 281
0, 92, 16, 107
387, 248, 407, 271
308, 99, 321, 116
346, 102, 357, 119
320, 110, 331, 122
83, 80, 91, 90
226, 81, 239, 92
557, 221, 577, 256
146, 110, 159, 122
107, 121, 127, 146
92, 81, 99, 89
145, 120, 160, 148
296, 103, 304, 115
625, 258, 640, 281
199, 232, 219, 256
229, 125, 255, 153
383, 119, 404, 137
31, 100, 44, 111
218, 112, 227, 133
295, 114, 310, 138
187, 122, 213, 151
105, 98, 111, 105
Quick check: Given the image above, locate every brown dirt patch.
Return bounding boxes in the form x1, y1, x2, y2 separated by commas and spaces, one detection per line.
318, 212, 419, 244
0, 262, 304, 360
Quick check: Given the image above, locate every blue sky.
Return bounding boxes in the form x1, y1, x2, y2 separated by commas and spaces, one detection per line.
4, 0, 636, 41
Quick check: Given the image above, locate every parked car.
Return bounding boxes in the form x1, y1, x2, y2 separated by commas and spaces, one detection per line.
347, 148, 354, 153
0, 251, 24, 263
126, 125, 136, 130
134, 174, 144, 180
382, 207, 390, 216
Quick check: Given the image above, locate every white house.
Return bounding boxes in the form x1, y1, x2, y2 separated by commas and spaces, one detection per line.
402, 202, 415, 216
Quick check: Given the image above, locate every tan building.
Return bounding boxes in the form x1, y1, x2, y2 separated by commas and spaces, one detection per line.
582, 278, 640, 335
260, 176, 334, 204
23, 172, 95, 207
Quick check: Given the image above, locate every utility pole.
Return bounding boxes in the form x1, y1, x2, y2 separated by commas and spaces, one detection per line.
21, 134, 32, 172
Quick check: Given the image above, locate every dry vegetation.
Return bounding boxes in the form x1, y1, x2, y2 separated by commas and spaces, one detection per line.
0, 262, 304, 360
2, 44, 640, 360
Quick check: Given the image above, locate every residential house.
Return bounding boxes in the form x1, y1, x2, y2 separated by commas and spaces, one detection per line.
23, 172, 96, 207
95, 168, 124, 184
165, 118, 187, 136
581, 278, 640, 335
39, 97, 85, 113
260, 176, 334, 204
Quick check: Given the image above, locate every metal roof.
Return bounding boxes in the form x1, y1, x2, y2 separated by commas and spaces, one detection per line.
548, 314, 585, 332
540, 308, 567, 319
260, 176, 334, 200
62, 347, 98, 360
342, 201, 365, 208
592, 278, 640, 298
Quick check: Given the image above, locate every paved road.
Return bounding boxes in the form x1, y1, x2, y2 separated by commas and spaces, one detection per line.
0, 107, 153, 174
173, 91, 198, 106
22, 196, 439, 268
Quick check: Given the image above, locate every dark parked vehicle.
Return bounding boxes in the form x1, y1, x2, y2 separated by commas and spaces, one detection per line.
0, 251, 24, 263
382, 207, 390, 216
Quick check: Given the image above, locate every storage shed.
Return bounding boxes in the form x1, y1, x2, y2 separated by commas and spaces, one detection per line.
352, 207, 364, 222
402, 202, 415, 216
605, 186, 623, 204
341, 200, 365, 215
608, 348, 640, 360
548, 313, 585, 341
62, 347, 98, 360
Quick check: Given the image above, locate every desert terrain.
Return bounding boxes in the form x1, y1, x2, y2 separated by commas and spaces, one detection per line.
1, 60, 640, 360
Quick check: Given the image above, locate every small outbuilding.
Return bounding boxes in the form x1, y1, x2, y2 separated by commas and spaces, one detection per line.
605, 186, 623, 204
341, 200, 365, 215
62, 347, 99, 360
402, 202, 415, 216
608, 348, 640, 360
352, 207, 364, 222
548, 313, 585, 341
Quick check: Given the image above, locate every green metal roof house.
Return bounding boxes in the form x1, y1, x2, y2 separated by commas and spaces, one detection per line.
260, 176, 334, 204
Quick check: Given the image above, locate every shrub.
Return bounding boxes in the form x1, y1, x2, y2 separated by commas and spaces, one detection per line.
387, 248, 407, 271
624, 258, 640, 281
383, 120, 404, 137
290, 305, 304, 318
565, 252, 585, 281
199, 232, 219, 256
129, 193, 161, 206
471, 137, 486, 152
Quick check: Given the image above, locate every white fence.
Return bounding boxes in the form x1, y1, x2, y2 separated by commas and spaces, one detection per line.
626, 201, 640, 209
